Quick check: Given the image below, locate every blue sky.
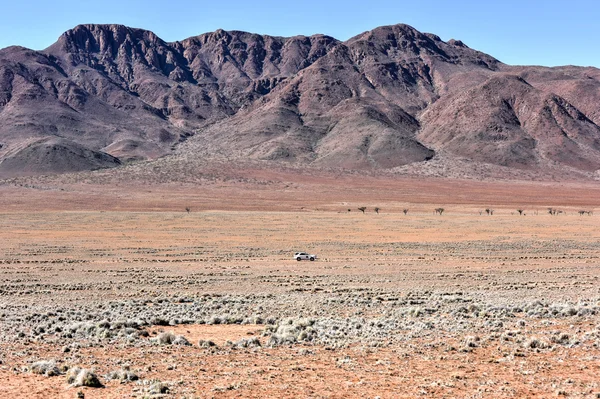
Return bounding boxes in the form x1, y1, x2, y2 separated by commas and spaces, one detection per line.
1, 0, 598, 67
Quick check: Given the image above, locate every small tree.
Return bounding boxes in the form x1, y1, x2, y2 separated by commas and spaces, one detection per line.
358, 207, 367, 214
435, 208, 444, 215
403, 209, 409, 215
185, 207, 191, 213
374, 207, 380, 214
517, 209, 523, 215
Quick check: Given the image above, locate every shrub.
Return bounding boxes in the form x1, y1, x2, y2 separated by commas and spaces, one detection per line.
463, 335, 480, 348
524, 337, 549, 349
198, 339, 217, 348
551, 333, 571, 345
105, 367, 139, 382
148, 381, 169, 395
67, 367, 103, 388
267, 318, 317, 347
31, 360, 61, 377
155, 332, 176, 345
150, 317, 170, 326
153, 331, 190, 346
232, 337, 261, 349
172, 335, 191, 346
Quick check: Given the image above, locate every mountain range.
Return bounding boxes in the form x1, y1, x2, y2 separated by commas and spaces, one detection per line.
1, 23, 600, 179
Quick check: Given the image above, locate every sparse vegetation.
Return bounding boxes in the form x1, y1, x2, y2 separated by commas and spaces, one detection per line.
142, 380, 170, 396
358, 206, 367, 213
403, 209, 409, 215
198, 339, 217, 348
30, 360, 61, 377
153, 331, 191, 346
435, 207, 444, 215
524, 337, 550, 350
374, 207, 380, 214
2, 209, 600, 397
105, 366, 139, 382
67, 367, 103, 388
232, 337, 261, 349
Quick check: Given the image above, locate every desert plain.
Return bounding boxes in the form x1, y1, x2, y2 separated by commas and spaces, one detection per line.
1, 170, 600, 398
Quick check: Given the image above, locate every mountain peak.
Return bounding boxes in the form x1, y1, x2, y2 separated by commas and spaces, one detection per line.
347, 23, 422, 43
47, 23, 163, 54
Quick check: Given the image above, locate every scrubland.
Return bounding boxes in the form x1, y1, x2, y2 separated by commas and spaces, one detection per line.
0, 207, 599, 398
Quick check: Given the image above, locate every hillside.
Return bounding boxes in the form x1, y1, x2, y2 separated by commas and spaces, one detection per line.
0, 23, 599, 179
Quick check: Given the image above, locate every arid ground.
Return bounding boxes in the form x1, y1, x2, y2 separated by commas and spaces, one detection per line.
1, 174, 600, 398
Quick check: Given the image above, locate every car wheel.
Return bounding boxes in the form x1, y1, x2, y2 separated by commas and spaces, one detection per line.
296, 257, 301, 261
310, 257, 315, 261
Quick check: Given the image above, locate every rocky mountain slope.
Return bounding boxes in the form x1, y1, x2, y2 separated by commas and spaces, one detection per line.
0, 23, 599, 178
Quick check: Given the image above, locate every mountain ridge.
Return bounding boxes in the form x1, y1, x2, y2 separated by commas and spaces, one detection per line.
0, 23, 599, 179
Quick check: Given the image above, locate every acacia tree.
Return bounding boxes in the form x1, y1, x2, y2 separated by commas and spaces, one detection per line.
358, 207, 367, 214
435, 208, 444, 215
403, 209, 409, 215
517, 209, 523, 215
374, 207, 380, 214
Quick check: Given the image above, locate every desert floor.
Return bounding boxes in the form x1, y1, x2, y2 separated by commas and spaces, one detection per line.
1, 174, 600, 398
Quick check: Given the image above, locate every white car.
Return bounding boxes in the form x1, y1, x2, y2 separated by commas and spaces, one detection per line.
294, 252, 317, 261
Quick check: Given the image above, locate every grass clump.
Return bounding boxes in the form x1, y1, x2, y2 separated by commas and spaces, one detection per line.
152, 331, 191, 346
232, 337, 261, 349
31, 360, 61, 377
105, 366, 139, 382
523, 337, 550, 350
139, 379, 170, 397
67, 367, 103, 388
198, 339, 217, 348
266, 318, 317, 347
